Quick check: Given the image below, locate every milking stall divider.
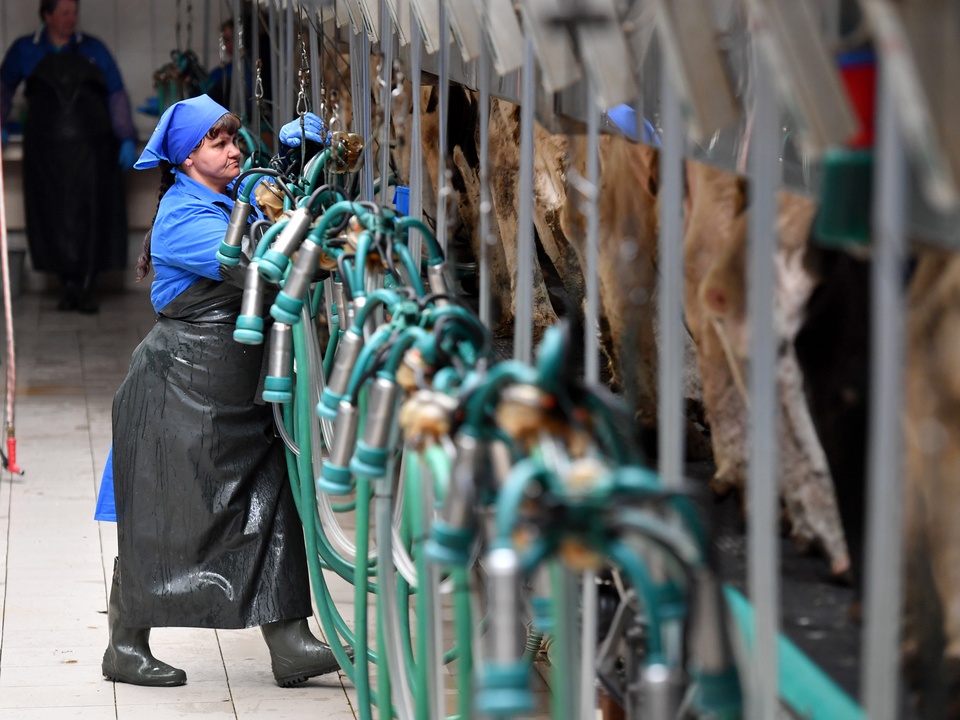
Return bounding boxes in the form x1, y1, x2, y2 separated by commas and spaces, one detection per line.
17, 0, 946, 717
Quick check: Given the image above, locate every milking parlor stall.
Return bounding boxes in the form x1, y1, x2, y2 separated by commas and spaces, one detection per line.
4, 0, 959, 718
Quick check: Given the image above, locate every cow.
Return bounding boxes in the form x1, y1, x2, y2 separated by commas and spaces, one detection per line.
902, 248, 960, 719
683, 159, 850, 576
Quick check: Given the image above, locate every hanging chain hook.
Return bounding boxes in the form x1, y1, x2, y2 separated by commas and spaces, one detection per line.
297, 43, 310, 117
255, 59, 264, 104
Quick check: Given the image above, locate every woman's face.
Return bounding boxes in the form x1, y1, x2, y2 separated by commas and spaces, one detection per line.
182, 131, 241, 194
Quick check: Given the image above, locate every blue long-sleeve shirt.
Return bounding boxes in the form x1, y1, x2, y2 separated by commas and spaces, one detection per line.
0, 28, 136, 141
150, 171, 262, 313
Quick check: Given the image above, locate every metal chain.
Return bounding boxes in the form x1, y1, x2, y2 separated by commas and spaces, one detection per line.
297, 21, 310, 117
255, 59, 264, 104
175, 0, 182, 51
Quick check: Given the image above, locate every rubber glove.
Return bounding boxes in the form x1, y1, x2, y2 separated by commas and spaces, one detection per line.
1, 126, 8, 150
118, 138, 137, 172
279, 112, 328, 147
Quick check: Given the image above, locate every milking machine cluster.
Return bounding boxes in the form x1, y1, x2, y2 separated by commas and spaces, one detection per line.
196, 0, 942, 716
213, 110, 742, 717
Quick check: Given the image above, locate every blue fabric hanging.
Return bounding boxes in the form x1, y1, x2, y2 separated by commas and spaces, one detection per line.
94, 445, 117, 522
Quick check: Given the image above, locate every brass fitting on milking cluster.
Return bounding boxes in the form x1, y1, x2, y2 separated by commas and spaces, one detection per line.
397, 389, 460, 450
395, 348, 435, 392
253, 179, 286, 222
327, 131, 364, 174
494, 384, 592, 457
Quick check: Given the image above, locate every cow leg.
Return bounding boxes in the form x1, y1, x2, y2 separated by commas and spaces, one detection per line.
778, 348, 850, 575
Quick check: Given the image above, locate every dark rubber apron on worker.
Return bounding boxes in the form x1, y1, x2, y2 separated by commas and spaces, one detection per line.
22, 50, 127, 276
112, 275, 312, 629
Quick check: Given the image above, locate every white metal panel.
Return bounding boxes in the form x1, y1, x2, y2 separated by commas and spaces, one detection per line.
446, 0, 482, 63
384, 0, 413, 45
473, 0, 524, 75
519, 0, 582, 94
572, 0, 638, 110
745, 0, 859, 156
411, 0, 442, 54
652, 0, 739, 141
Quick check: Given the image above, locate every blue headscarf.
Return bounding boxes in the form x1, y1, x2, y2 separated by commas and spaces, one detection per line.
134, 95, 231, 169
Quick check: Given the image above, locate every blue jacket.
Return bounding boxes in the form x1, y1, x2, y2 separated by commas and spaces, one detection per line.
150, 172, 263, 313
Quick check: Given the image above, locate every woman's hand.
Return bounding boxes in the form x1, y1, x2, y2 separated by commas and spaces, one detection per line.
279, 113, 328, 147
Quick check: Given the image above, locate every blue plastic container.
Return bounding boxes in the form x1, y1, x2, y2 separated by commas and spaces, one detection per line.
393, 185, 410, 215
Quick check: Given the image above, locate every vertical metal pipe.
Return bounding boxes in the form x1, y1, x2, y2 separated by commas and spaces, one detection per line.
277, 0, 286, 124
437, 0, 450, 254
361, 31, 375, 201
478, 0, 492, 327
285, 0, 295, 124
230, 0, 249, 118
409, 3, 424, 268
251, 0, 261, 141
657, 60, 685, 487
584, 82, 600, 386
350, 20, 362, 136
745, 43, 781, 720
861, 47, 907, 720
420, 459, 444, 720
379, 0, 394, 206
580, 80, 602, 720
514, 36, 535, 365
550, 561, 579, 720
231, 0, 242, 115
269, 0, 280, 151
309, 6, 320, 114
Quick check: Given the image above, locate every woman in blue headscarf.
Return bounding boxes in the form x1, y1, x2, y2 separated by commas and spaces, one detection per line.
102, 96, 343, 689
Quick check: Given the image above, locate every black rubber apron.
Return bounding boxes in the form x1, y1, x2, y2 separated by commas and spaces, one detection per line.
23, 50, 127, 278
112, 274, 311, 629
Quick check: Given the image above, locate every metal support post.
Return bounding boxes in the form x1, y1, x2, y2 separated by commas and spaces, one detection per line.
745, 38, 782, 720
514, 35, 535, 365
409, 2, 424, 269
478, 0, 493, 327
657, 54, 686, 489
379, 1, 394, 206
578, 77, 602, 720
860, 44, 907, 720
361, 30, 375, 201
285, 0, 295, 124
437, 0, 450, 254
269, 0, 281, 151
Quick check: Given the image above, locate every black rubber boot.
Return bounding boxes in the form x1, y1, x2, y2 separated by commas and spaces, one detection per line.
57, 279, 79, 311
102, 558, 186, 687
261, 618, 351, 687
76, 273, 99, 314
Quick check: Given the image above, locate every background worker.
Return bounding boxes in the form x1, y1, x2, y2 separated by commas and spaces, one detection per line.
0, 0, 138, 313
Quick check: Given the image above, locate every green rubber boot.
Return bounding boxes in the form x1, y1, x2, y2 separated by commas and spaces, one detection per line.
101, 558, 186, 687
261, 618, 351, 687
